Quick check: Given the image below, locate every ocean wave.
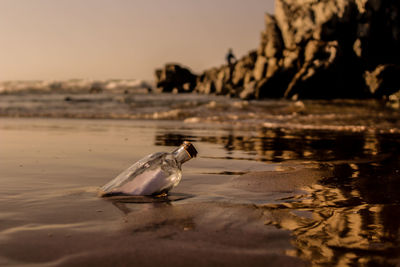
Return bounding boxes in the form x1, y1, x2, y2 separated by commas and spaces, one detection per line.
0, 79, 152, 94
0, 91, 399, 134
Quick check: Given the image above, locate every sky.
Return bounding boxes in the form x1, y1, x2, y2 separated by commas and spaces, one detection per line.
0, 0, 274, 81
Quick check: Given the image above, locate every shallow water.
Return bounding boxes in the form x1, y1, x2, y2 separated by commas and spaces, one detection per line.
1, 93, 400, 266
1, 91, 400, 133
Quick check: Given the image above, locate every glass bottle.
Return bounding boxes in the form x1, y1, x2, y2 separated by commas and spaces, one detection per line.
100, 141, 197, 196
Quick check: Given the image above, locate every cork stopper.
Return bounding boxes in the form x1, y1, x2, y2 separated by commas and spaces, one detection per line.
182, 141, 198, 158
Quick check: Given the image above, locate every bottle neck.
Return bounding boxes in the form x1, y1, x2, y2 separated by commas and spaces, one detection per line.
172, 146, 192, 164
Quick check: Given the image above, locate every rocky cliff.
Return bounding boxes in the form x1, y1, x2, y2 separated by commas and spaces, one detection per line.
156, 0, 400, 99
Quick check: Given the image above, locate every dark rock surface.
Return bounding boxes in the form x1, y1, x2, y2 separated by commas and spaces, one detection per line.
155, 0, 400, 99
365, 64, 400, 97
155, 64, 197, 93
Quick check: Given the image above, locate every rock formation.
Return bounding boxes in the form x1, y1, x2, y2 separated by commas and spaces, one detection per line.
155, 0, 400, 99
155, 64, 197, 93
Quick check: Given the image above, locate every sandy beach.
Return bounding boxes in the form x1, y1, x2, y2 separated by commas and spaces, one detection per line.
0, 118, 307, 266
1, 117, 400, 266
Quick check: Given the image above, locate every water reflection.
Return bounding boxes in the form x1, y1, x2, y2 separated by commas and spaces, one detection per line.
155, 127, 395, 163
265, 173, 400, 266
105, 193, 194, 214
154, 133, 196, 147
155, 127, 400, 266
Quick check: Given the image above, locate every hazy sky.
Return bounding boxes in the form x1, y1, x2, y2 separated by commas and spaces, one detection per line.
0, 0, 274, 81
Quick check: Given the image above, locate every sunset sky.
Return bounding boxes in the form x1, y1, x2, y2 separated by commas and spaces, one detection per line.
0, 0, 274, 81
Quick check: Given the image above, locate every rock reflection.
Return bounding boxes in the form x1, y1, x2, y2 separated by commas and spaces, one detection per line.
263, 156, 400, 266
155, 127, 400, 266
155, 127, 398, 163
154, 133, 196, 147
266, 191, 400, 265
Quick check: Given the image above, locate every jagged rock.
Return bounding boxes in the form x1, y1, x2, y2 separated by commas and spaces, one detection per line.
354, 0, 400, 67
155, 64, 197, 93
365, 64, 400, 97
194, 51, 257, 97
232, 51, 257, 86
265, 57, 280, 79
232, 61, 249, 86
285, 40, 337, 98
275, 0, 357, 49
215, 66, 232, 95
155, 69, 162, 82
253, 56, 268, 81
243, 71, 254, 86
282, 49, 300, 71
256, 65, 300, 99
156, 0, 400, 99
239, 81, 257, 100
284, 40, 368, 99
195, 80, 214, 95
264, 14, 284, 59
195, 67, 219, 94
257, 31, 268, 56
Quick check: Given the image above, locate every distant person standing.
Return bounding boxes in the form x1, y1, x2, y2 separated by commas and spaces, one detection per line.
226, 48, 237, 86
226, 48, 236, 66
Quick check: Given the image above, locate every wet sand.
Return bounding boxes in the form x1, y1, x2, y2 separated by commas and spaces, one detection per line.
1, 118, 400, 266
0, 118, 309, 266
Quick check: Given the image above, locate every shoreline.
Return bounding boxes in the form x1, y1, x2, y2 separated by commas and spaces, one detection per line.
1, 93, 399, 134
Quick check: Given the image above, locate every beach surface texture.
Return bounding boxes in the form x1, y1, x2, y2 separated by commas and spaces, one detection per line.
1, 113, 400, 266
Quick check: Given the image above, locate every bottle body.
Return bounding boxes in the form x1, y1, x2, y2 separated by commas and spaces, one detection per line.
100, 152, 182, 196
100, 142, 197, 197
